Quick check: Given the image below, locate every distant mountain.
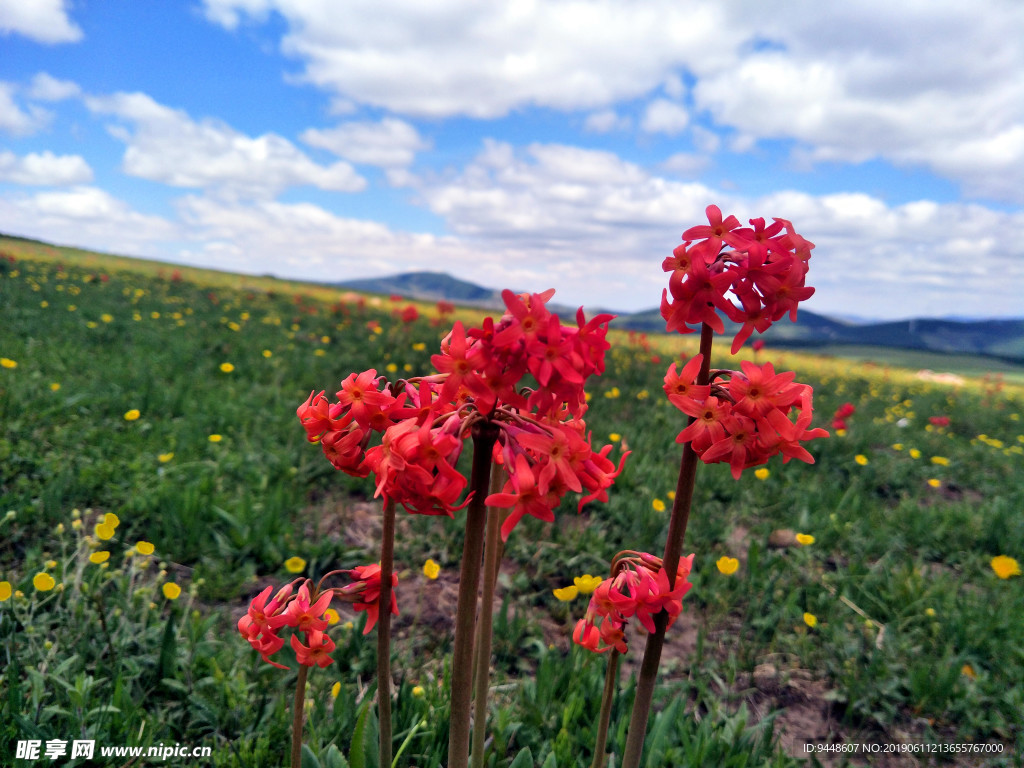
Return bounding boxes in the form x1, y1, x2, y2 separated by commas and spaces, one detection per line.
337, 271, 1024, 363
336, 272, 502, 305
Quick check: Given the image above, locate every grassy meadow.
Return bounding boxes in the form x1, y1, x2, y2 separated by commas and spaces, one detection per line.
1, 238, 1023, 767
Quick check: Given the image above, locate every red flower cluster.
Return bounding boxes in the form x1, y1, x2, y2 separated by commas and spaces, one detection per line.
573, 552, 694, 655
299, 289, 628, 538
238, 567, 399, 668
665, 356, 828, 479
661, 205, 816, 353
929, 415, 951, 428
832, 402, 856, 431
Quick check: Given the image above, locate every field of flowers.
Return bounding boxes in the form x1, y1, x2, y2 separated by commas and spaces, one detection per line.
1, 238, 1023, 767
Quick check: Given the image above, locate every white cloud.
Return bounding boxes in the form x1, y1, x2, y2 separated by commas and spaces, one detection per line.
413, 141, 1024, 318
86, 91, 365, 198
201, 0, 730, 118
0, 150, 93, 185
0, 82, 51, 135
641, 99, 689, 135
583, 110, 631, 134
0, 186, 178, 255
301, 118, 429, 167
199, 0, 1024, 202
0, 0, 82, 44
27, 72, 81, 101
661, 153, 709, 177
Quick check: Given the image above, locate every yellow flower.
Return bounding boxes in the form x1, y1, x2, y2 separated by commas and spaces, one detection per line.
325, 608, 340, 625
930, 456, 949, 466
991, 555, 1021, 579
385, 362, 398, 373
284, 556, 307, 574
796, 533, 815, 546
603, 387, 621, 399
573, 575, 603, 594
651, 498, 666, 512
0, 358, 17, 369
754, 468, 770, 480
927, 478, 941, 488
909, 448, 921, 459
33, 572, 56, 592
0, 581, 12, 601
104, 513, 120, 528
892, 443, 904, 451
961, 663, 977, 680
423, 558, 441, 579
552, 585, 579, 601
331, 682, 342, 699
50, 382, 61, 391
609, 433, 621, 442
835, 428, 847, 437
94, 523, 115, 541
45, 559, 57, 569
208, 434, 223, 443
124, 409, 141, 421
136, 541, 155, 556
803, 612, 818, 628
412, 342, 426, 351
158, 452, 174, 463
219, 362, 235, 373
101, 313, 113, 323
925, 608, 936, 617
716, 556, 739, 575
89, 551, 110, 564
343, 621, 354, 631
162, 582, 182, 600
854, 454, 868, 466
412, 685, 425, 698
262, 349, 272, 358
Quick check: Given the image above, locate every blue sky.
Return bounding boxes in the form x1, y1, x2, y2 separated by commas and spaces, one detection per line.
1, 0, 1022, 320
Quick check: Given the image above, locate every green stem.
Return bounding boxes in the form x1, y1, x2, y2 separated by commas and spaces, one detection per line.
291, 665, 309, 768
590, 650, 620, 768
621, 323, 713, 768
469, 468, 508, 768
447, 420, 499, 768
377, 498, 397, 768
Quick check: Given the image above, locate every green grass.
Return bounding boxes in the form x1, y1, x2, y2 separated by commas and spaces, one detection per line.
2, 246, 1023, 767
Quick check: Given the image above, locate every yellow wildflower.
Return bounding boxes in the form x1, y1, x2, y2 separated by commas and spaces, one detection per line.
930, 456, 949, 466
124, 409, 141, 421
423, 559, 441, 579
652, 498, 666, 512
325, 608, 340, 625
754, 468, 770, 480
991, 555, 1021, 579
33, 573, 56, 592
552, 586, 579, 602
158, 452, 174, 463
104, 513, 120, 528
219, 362, 235, 373
927, 478, 941, 488
0, 358, 17, 369
89, 551, 110, 564
854, 454, 868, 466
94, 523, 115, 541
803, 612, 818, 628
716, 556, 740, 575
412, 685, 425, 698
284, 556, 307, 574
162, 582, 182, 600
136, 541, 155, 556
208, 434, 222, 443
0, 581, 11, 601
961, 664, 977, 680
796, 533, 815, 546
573, 575, 603, 594
331, 682, 342, 699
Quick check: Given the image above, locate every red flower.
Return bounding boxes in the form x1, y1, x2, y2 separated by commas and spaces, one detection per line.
291, 629, 336, 668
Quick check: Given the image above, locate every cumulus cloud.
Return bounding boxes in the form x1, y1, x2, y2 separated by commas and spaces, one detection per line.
414, 141, 1024, 318
0, 186, 178, 255
201, 0, 730, 118
583, 110, 632, 134
0, 150, 93, 185
0, 82, 51, 135
27, 72, 81, 101
199, 0, 1024, 202
301, 118, 429, 167
641, 99, 689, 135
86, 91, 365, 197
0, 0, 82, 44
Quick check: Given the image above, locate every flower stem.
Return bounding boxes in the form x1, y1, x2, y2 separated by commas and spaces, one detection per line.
590, 650, 620, 768
291, 665, 309, 768
377, 497, 397, 768
620, 323, 713, 768
447, 420, 499, 768
469, 468, 508, 768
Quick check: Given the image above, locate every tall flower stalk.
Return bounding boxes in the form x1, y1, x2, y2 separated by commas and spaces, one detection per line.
617, 207, 827, 768
376, 498, 397, 768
